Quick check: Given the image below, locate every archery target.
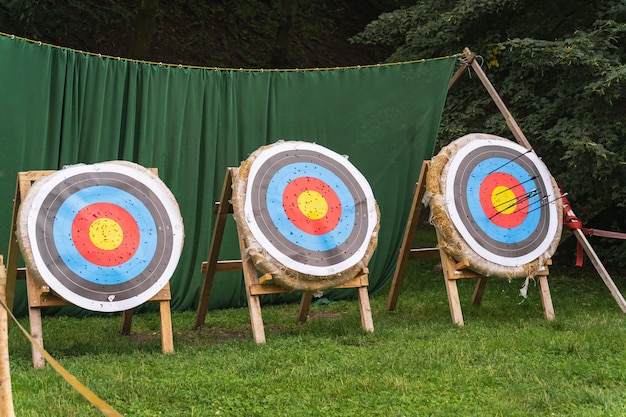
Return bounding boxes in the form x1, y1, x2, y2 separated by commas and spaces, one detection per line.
17, 161, 184, 312
232, 141, 379, 291
426, 133, 562, 278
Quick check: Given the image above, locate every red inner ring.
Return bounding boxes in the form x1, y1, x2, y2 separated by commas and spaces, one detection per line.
479, 172, 529, 229
282, 177, 342, 235
71, 202, 140, 266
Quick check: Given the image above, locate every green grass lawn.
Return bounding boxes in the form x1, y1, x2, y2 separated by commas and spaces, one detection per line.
7, 256, 626, 416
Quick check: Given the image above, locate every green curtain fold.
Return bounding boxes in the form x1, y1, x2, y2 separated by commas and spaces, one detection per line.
0, 34, 456, 317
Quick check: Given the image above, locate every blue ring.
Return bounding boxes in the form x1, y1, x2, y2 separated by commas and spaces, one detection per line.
265, 163, 355, 252
52, 186, 157, 285
465, 158, 541, 243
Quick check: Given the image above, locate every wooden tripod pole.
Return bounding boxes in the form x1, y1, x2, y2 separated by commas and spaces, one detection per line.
456, 47, 626, 313
0, 256, 16, 417
459, 48, 533, 150
568, 225, 626, 314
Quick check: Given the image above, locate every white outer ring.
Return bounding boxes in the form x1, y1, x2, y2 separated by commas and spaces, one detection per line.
243, 141, 378, 276
24, 162, 184, 312
444, 138, 559, 267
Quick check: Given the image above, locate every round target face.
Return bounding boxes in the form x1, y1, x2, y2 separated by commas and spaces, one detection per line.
243, 142, 378, 277
444, 138, 560, 266
20, 162, 184, 312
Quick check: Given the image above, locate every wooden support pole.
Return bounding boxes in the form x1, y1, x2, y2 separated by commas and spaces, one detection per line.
471, 278, 488, 305
0, 256, 16, 417
538, 275, 556, 320
357, 286, 374, 332
195, 168, 236, 329
158, 300, 174, 354
25, 277, 46, 368
572, 228, 626, 313
386, 161, 437, 311
297, 293, 314, 322
238, 232, 267, 344
462, 47, 533, 151
448, 58, 470, 90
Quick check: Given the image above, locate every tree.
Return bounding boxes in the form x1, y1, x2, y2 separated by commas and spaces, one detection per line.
270, 0, 297, 67
129, 0, 160, 60
353, 0, 626, 267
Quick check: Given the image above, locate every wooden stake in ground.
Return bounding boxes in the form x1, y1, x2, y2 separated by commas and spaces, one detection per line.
0, 255, 16, 417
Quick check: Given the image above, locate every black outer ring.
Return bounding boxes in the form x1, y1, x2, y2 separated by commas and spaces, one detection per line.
248, 149, 371, 269
35, 172, 173, 302
451, 145, 551, 258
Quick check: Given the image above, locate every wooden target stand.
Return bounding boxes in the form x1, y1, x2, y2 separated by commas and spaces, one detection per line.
386, 161, 554, 325
194, 168, 374, 343
387, 46, 626, 321
5, 170, 174, 368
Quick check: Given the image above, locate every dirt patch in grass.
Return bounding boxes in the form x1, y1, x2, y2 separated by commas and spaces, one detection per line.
126, 333, 158, 343
195, 326, 250, 344
307, 311, 342, 320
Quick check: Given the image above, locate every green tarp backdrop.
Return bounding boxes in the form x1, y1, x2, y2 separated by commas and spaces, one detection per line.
0, 33, 456, 317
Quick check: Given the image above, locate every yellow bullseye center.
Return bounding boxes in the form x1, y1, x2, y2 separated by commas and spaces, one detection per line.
297, 190, 328, 220
89, 218, 124, 250
492, 186, 517, 214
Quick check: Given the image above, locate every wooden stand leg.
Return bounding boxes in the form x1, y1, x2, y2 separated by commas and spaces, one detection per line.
386, 162, 432, 311
444, 278, 464, 326
538, 276, 555, 320
195, 169, 235, 328
240, 236, 266, 343
121, 309, 133, 336
386, 267, 406, 312
28, 306, 45, 369
246, 293, 265, 344
22, 269, 47, 368
471, 278, 488, 305
159, 300, 174, 354
437, 231, 466, 326
120, 284, 173, 353
297, 293, 313, 323
357, 287, 374, 332
298, 275, 373, 332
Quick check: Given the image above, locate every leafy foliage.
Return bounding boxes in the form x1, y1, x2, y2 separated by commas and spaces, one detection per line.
0, 0, 396, 68
354, 0, 626, 267
0, 0, 134, 48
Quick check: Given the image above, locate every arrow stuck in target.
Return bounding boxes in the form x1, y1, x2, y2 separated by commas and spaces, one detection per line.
489, 188, 539, 219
